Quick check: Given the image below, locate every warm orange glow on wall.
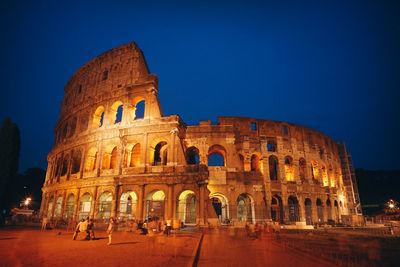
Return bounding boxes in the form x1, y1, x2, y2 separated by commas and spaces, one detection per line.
321, 164, 328, 186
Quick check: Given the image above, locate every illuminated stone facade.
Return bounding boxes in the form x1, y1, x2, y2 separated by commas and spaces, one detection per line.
40, 42, 361, 226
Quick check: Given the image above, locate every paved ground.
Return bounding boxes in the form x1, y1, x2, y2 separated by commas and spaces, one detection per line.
0, 226, 338, 267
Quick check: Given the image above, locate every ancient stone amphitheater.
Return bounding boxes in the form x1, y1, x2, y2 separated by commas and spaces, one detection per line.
40, 42, 361, 227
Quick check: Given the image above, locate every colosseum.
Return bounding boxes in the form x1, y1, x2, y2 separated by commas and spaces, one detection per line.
40, 42, 362, 228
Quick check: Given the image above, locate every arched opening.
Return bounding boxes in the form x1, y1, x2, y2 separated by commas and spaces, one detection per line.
284, 156, 294, 182
311, 160, 319, 182
68, 117, 77, 138
207, 145, 226, 167
326, 199, 332, 221
71, 150, 81, 174
316, 199, 324, 223
299, 158, 306, 181
237, 194, 255, 224
186, 147, 200, 165
65, 194, 75, 219
153, 142, 168, 166
47, 197, 54, 219
271, 195, 283, 223
93, 106, 105, 128
61, 156, 69, 176
130, 144, 140, 167
305, 198, 312, 225
146, 190, 165, 219
321, 164, 328, 186
288, 196, 300, 222
102, 145, 117, 169
79, 193, 92, 220
85, 147, 97, 172
251, 154, 261, 172
267, 140, 277, 152
177, 190, 196, 224
120, 191, 137, 219
269, 155, 279, 180
97, 191, 112, 219
110, 101, 124, 124
210, 193, 229, 223
54, 196, 63, 219
131, 97, 146, 120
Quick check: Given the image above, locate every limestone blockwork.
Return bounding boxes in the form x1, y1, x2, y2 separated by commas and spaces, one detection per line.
40, 42, 361, 226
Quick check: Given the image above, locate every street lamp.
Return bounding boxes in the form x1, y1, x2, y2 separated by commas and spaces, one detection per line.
24, 197, 31, 209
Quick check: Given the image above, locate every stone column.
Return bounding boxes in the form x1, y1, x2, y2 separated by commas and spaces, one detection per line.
73, 188, 81, 222
298, 195, 306, 223
60, 190, 67, 219
311, 197, 319, 224
91, 186, 98, 218
167, 184, 174, 219
137, 185, 145, 220
111, 182, 120, 218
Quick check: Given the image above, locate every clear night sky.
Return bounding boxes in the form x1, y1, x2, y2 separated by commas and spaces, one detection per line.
1, 0, 399, 172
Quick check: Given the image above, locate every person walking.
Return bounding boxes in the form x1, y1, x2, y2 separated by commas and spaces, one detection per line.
73, 218, 89, 240
106, 217, 114, 245
88, 218, 95, 240
41, 216, 48, 230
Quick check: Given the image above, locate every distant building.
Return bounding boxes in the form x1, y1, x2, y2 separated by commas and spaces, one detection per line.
40, 42, 361, 226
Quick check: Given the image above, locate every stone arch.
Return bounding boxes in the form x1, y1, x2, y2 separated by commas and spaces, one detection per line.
85, 147, 97, 172
61, 155, 70, 177
251, 153, 262, 173
97, 191, 112, 219
131, 96, 146, 120
71, 150, 82, 174
54, 196, 63, 219
271, 195, 283, 223
186, 146, 200, 165
125, 142, 141, 167
329, 165, 335, 187
311, 160, 319, 181
305, 198, 312, 225
334, 200, 339, 221
284, 156, 295, 182
208, 145, 226, 167
326, 199, 332, 221
288, 196, 300, 222
102, 144, 118, 169
119, 191, 138, 219
79, 192, 92, 220
237, 193, 255, 224
150, 138, 168, 166
269, 155, 279, 180
209, 193, 229, 223
321, 164, 328, 186
177, 190, 196, 224
65, 194, 75, 219
146, 190, 166, 219
47, 196, 54, 219
93, 106, 105, 128
110, 100, 123, 124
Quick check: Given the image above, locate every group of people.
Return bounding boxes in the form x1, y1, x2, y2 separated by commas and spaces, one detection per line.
73, 217, 114, 245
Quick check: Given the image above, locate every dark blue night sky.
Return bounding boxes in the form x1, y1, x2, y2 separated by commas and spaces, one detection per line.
1, 0, 399, 172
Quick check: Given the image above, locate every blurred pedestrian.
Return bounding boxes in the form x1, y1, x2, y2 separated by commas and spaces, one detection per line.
73, 218, 89, 240
106, 217, 114, 245
41, 216, 48, 230
88, 218, 95, 240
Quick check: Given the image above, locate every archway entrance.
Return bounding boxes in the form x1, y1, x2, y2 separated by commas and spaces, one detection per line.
305, 198, 313, 225
47, 198, 54, 219
288, 196, 300, 222
54, 196, 63, 219
65, 194, 75, 219
316, 199, 324, 223
237, 194, 255, 224
97, 192, 112, 219
79, 193, 92, 220
271, 195, 283, 223
177, 190, 196, 224
209, 193, 229, 223
120, 191, 137, 219
326, 199, 332, 221
146, 190, 165, 219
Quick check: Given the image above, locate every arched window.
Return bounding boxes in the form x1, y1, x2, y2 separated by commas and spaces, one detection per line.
120, 191, 137, 219
311, 160, 319, 181
71, 150, 82, 174
111, 101, 123, 124
177, 190, 196, 224
321, 164, 328, 186
130, 144, 140, 167
131, 97, 146, 120
326, 199, 332, 221
284, 156, 294, 182
79, 193, 92, 220
85, 147, 97, 172
267, 140, 277, 152
153, 141, 168, 166
316, 199, 323, 223
102, 145, 117, 169
305, 198, 312, 225
186, 147, 200, 165
208, 145, 226, 167
269, 155, 278, 180
68, 117, 77, 138
61, 156, 69, 176
329, 165, 335, 187
251, 154, 261, 172
93, 106, 105, 128
110, 147, 118, 169
54, 196, 63, 219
